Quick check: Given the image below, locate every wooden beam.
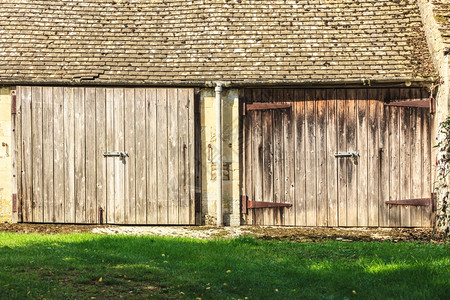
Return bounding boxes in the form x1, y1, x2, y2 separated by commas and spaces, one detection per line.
246, 102, 291, 111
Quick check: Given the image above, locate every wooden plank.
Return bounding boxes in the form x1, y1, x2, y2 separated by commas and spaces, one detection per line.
345, 89, 358, 227
146, 88, 158, 224
32, 86, 43, 222
95, 88, 107, 224
252, 89, 264, 225
422, 92, 432, 227
135, 88, 147, 224
399, 88, 412, 227
124, 88, 136, 224
156, 88, 168, 224
114, 88, 125, 224
85, 88, 97, 223
326, 89, 338, 227
21, 87, 32, 222
74, 88, 86, 223
243, 89, 254, 225
315, 89, 327, 226
178, 88, 189, 224
167, 88, 179, 224
188, 89, 196, 225
356, 89, 368, 227
14, 87, 23, 222
272, 89, 284, 225
294, 89, 306, 226
42, 87, 54, 223
367, 89, 379, 226
106, 88, 115, 224
305, 89, 316, 226
193, 90, 201, 225
261, 89, 274, 225
410, 88, 423, 227
283, 89, 295, 226
336, 89, 347, 226
246, 103, 291, 111
388, 88, 401, 227
53, 87, 64, 223
378, 88, 390, 227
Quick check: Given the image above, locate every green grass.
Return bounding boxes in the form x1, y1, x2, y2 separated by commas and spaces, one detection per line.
0, 233, 449, 299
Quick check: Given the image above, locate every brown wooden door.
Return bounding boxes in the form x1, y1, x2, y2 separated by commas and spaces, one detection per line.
16, 86, 196, 225
242, 88, 432, 227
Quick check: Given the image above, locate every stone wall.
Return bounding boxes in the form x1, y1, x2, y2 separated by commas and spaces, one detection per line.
417, 0, 450, 231
199, 88, 241, 226
0, 87, 11, 223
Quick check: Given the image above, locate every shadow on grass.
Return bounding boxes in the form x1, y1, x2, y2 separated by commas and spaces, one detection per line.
0, 234, 449, 299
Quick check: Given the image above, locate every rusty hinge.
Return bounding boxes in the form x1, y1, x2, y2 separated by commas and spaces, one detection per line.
11, 90, 16, 114
385, 197, 431, 206
242, 102, 291, 115
241, 195, 292, 214
384, 97, 435, 113
12, 193, 17, 213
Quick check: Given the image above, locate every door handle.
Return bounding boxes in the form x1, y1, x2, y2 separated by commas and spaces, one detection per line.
334, 152, 359, 165
104, 151, 129, 161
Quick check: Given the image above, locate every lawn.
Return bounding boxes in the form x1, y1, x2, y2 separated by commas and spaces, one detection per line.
0, 233, 449, 299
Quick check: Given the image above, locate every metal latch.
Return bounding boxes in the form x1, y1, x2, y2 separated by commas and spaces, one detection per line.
103, 151, 129, 161
334, 152, 359, 165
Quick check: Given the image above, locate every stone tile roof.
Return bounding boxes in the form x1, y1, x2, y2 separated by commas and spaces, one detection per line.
0, 0, 436, 85
432, 0, 450, 54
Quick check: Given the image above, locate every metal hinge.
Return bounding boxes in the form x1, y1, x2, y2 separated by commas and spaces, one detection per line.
242, 102, 291, 115
384, 97, 435, 114
11, 90, 16, 114
241, 195, 292, 214
103, 151, 128, 161
335, 152, 359, 165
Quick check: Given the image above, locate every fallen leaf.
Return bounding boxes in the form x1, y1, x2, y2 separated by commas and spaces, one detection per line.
275, 289, 279, 292
352, 290, 357, 295
223, 283, 227, 286
98, 277, 103, 282
226, 270, 231, 273
162, 254, 165, 257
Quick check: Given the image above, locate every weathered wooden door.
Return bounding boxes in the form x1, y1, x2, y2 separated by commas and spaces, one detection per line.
242, 88, 433, 227
16, 86, 196, 225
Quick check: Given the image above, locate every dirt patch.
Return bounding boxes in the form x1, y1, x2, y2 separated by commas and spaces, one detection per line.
0, 222, 448, 244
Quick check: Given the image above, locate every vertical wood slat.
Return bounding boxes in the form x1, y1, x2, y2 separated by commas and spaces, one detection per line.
378, 88, 390, 227
14, 87, 23, 222
388, 88, 401, 227
326, 89, 338, 227
422, 89, 432, 227
21, 87, 32, 222
96, 88, 107, 224
410, 88, 423, 227
294, 89, 306, 226
53, 87, 64, 223
189, 88, 196, 225
367, 89, 379, 226
85, 88, 97, 223
272, 89, 284, 225
42, 87, 54, 223
114, 88, 125, 224
356, 89, 368, 227
135, 88, 147, 224
124, 88, 136, 224
146, 88, 158, 224
168, 88, 179, 224
315, 89, 327, 226
399, 88, 412, 227
261, 89, 274, 225
156, 88, 168, 224
32, 86, 43, 222
283, 89, 295, 226
305, 89, 316, 226
336, 89, 347, 226
243, 89, 254, 225
106, 88, 115, 223
74, 88, 86, 223
178, 88, 189, 224
252, 89, 264, 225
345, 89, 358, 227
64, 87, 75, 223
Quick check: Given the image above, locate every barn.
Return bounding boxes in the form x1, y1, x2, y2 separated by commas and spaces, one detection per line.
0, 0, 448, 227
